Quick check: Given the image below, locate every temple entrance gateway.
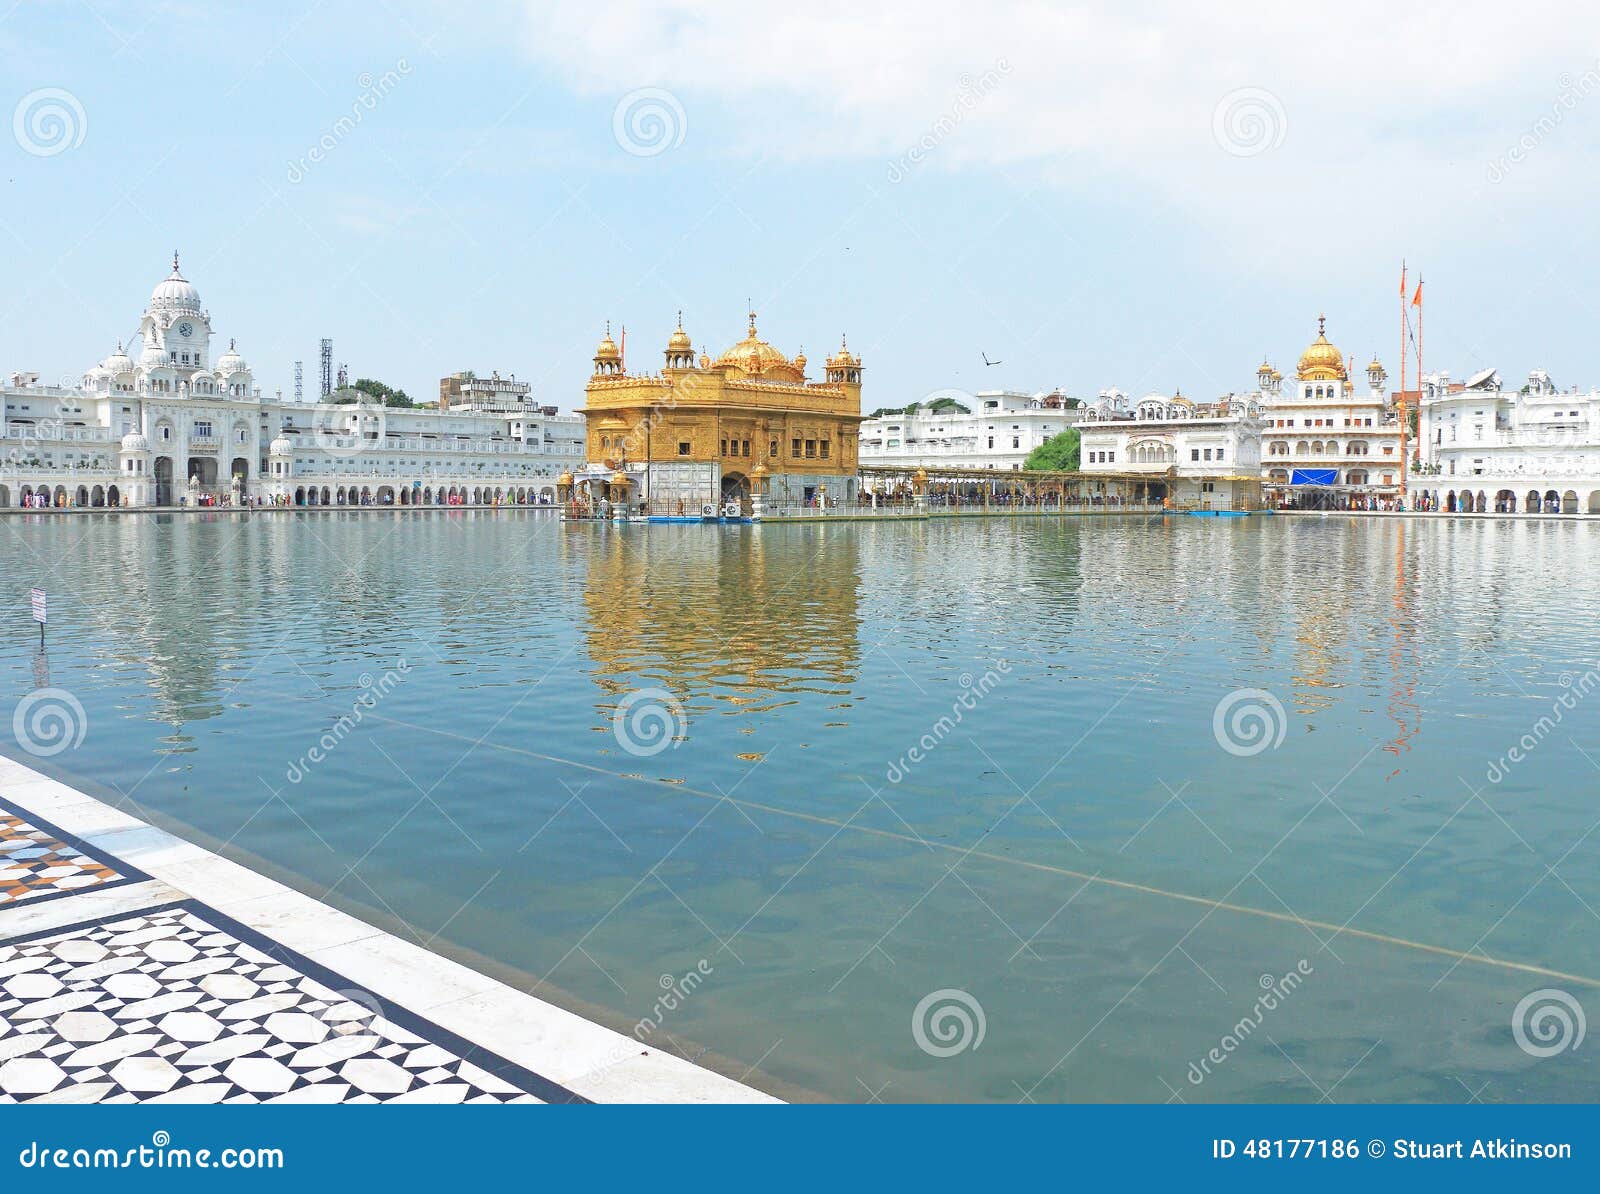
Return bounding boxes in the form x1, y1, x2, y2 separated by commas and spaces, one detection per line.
721, 471, 750, 512
154, 457, 174, 506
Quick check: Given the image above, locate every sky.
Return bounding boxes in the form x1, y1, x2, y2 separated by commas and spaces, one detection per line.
6, 1, 1600, 412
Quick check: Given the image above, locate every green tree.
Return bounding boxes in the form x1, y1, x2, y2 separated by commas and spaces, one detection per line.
867, 397, 973, 418
1024, 428, 1081, 472
338, 377, 417, 408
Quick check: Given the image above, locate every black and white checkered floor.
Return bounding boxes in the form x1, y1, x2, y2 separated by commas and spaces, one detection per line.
0, 799, 578, 1103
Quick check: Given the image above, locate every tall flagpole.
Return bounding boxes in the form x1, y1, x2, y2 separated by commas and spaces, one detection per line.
1415, 277, 1423, 476
1399, 261, 1407, 507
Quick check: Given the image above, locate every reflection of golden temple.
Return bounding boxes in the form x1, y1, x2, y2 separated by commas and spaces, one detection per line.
1290, 601, 1340, 716
577, 525, 861, 716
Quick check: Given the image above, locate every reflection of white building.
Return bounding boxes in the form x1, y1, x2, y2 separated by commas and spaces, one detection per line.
1079, 390, 1265, 510
0, 256, 584, 509
1254, 318, 1403, 507
1416, 367, 1600, 513
860, 390, 1086, 470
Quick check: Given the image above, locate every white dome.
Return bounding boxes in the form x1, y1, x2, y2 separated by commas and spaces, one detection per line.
120, 431, 150, 453
268, 435, 294, 456
149, 253, 201, 311
138, 337, 166, 368
102, 343, 133, 374
216, 339, 247, 374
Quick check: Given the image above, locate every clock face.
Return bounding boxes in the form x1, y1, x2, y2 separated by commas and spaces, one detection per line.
177, 322, 193, 338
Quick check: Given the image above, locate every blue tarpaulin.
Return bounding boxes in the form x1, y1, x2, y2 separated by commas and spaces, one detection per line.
1289, 468, 1338, 486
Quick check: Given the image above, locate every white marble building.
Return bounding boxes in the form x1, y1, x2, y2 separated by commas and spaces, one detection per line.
1416, 366, 1600, 513
1, 256, 584, 509
859, 390, 1085, 470
1078, 390, 1265, 510
1254, 318, 1405, 507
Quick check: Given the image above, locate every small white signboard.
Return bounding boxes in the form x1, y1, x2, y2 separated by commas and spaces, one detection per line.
30, 588, 46, 625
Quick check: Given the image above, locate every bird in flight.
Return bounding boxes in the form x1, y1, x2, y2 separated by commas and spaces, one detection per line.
982, 352, 1002, 367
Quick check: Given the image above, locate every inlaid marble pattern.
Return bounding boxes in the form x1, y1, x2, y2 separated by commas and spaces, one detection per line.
0, 805, 131, 907
0, 903, 576, 1103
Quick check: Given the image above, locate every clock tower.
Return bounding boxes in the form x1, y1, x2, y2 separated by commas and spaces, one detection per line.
138, 251, 214, 378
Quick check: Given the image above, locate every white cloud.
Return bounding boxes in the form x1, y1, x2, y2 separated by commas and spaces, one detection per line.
501, 0, 1600, 249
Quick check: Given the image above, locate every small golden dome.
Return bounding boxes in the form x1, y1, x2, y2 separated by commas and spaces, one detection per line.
558, 471, 573, 487
594, 321, 620, 362
794, 347, 807, 374
751, 460, 768, 477
827, 335, 857, 369
667, 311, 692, 352
1368, 354, 1384, 370
611, 470, 629, 486
1296, 315, 1347, 381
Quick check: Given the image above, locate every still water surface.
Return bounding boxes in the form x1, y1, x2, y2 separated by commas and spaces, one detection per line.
2, 511, 1596, 1102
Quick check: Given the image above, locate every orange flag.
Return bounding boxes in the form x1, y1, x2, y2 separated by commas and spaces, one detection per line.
1400, 262, 1407, 296
1411, 280, 1423, 307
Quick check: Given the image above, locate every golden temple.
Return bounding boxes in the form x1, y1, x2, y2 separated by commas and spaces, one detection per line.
569, 310, 864, 515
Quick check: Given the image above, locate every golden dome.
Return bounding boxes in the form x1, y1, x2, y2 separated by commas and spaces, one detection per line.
611, 471, 629, 487
751, 460, 768, 477
557, 471, 574, 487
794, 347, 807, 375
1296, 315, 1347, 381
712, 310, 803, 382
594, 321, 620, 362
827, 335, 857, 370
667, 312, 692, 352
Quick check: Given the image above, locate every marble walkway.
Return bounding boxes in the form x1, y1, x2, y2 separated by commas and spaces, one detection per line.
0, 754, 773, 1104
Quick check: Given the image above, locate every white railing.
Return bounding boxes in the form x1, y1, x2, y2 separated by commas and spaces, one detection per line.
278, 435, 582, 456
1, 427, 115, 444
